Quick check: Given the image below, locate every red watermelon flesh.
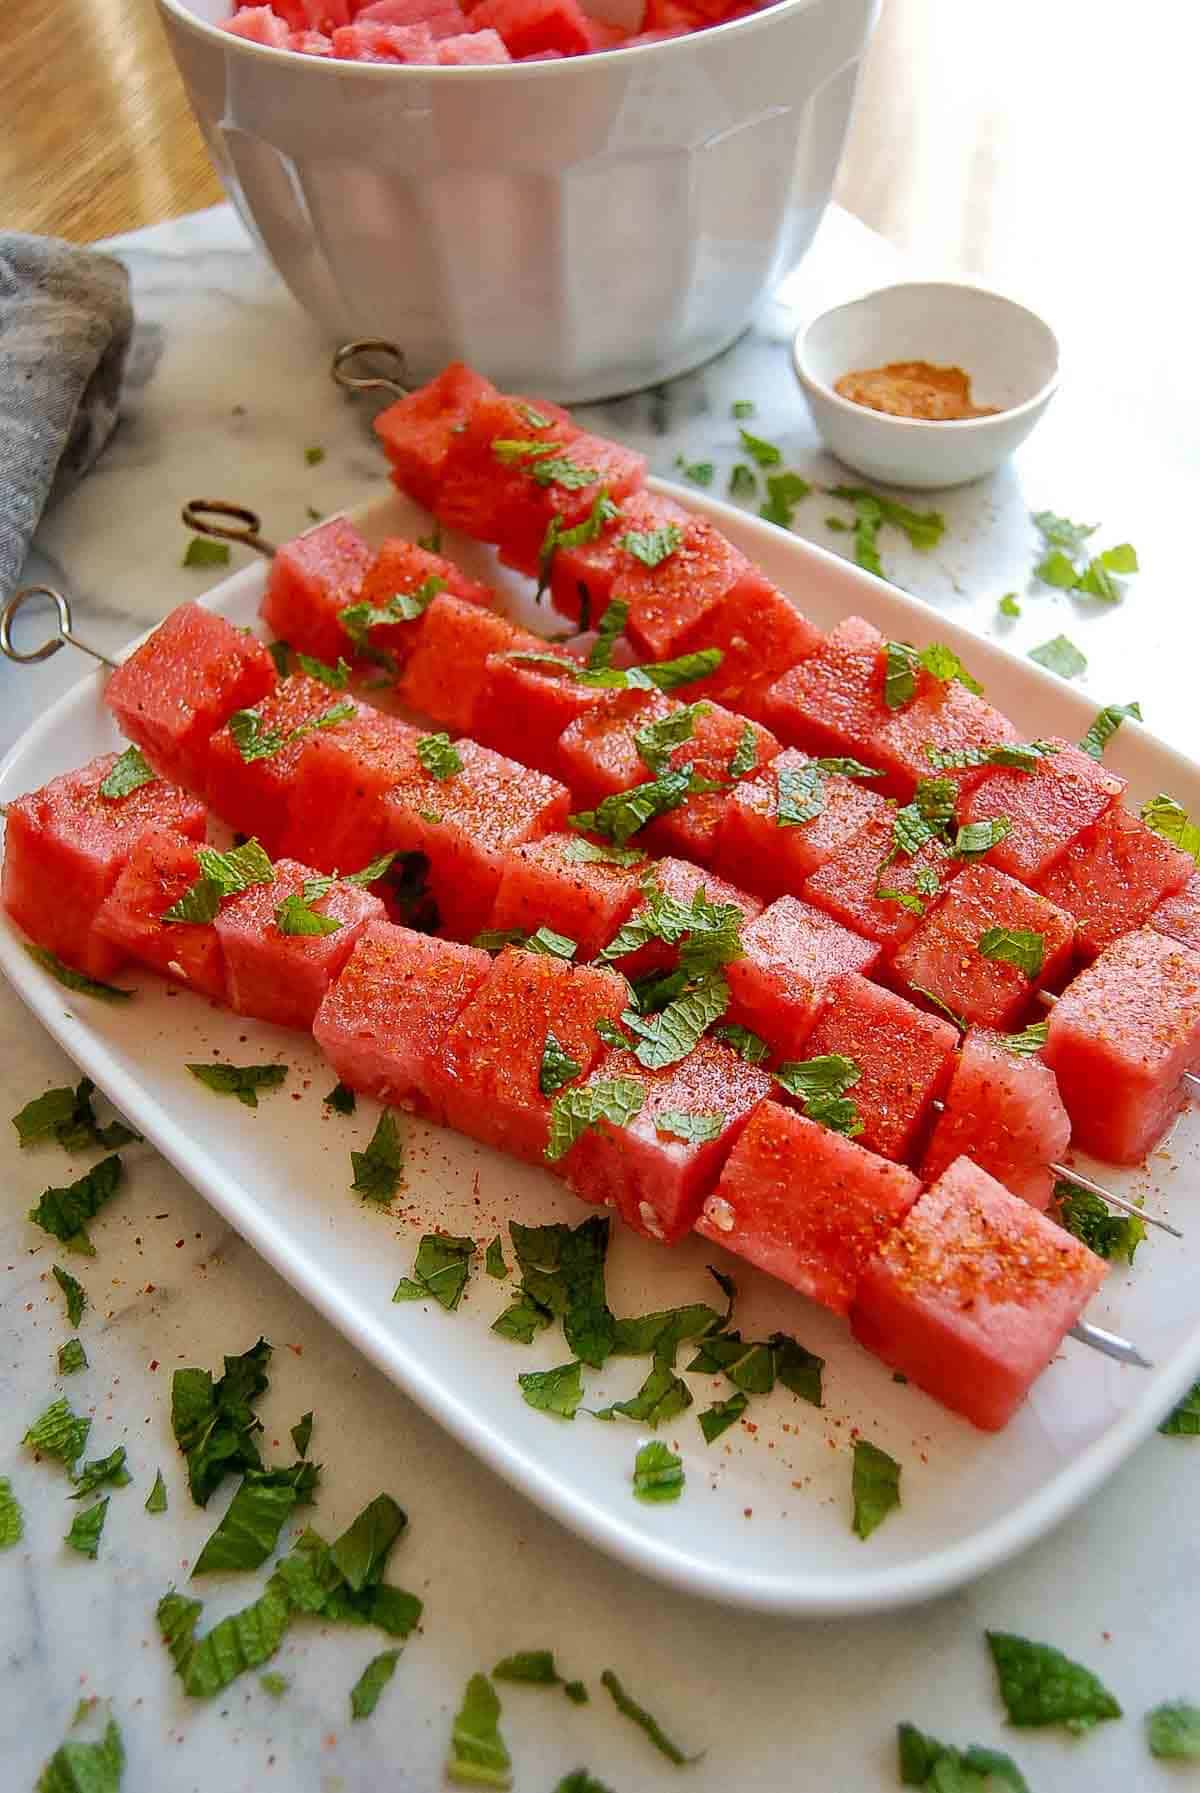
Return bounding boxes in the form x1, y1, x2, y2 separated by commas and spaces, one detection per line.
359, 0, 468, 32
803, 972, 959, 1164
584, 16, 627, 46
696, 1100, 921, 1315
557, 689, 671, 804
280, 709, 423, 870
259, 517, 372, 670
331, 20, 437, 57
433, 393, 578, 546
1042, 926, 1200, 1164
382, 739, 570, 938
437, 26, 510, 56
1151, 869, 1200, 954
214, 857, 386, 1030
469, 0, 590, 59
398, 593, 543, 733
600, 855, 762, 980
432, 947, 629, 1164
374, 362, 498, 512
258, 0, 348, 28
2, 753, 206, 979
958, 738, 1126, 884
470, 651, 609, 777
105, 604, 277, 794
313, 921, 491, 1112
758, 616, 894, 766
713, 747, 890, 900
647, 708, 780, 866
871, 678, 1018, 803
548, 490, 691, 626
892, 863, 1075, 1031
352, 538, 494, 672
803, 815, 962, 953
850, 1155, 1107, 1431
492, 428, 648, 577
223, 7, 291, 43
672, 571, 823, 711
488, 832, 644, 959
725, 895, 881, 1051
1034, 806, 1194, 961
564, 1038, 772, 1242
92, 830, 226, 999
920, 1026, 1069, 1209
610, 517, 751, 661
206, 677, 367, 855
290, 28, 334, 50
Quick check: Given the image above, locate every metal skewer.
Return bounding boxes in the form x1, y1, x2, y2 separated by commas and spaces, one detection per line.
0, 586, 119, 670
331, 339, 411, 399
1069, 1320, 1153, 1369
181, 500, 276, 559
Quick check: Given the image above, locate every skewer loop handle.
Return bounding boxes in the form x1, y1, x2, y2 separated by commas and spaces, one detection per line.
0, 586, 117, 670
181, 501, 276, 559
331, 339, 410, 399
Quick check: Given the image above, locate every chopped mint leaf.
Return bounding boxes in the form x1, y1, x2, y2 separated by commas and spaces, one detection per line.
183, 537, 230, 568
65, 1498, 109, 1559
1076, 557, 1121, 601
925, 740, 1055, 773
71, 1447, 131, 1500
630, 648, 723, 693
826, 515, 849, 532
910, 983, 968, 1033
1029, 635, 1087, 679
728, 722, 759, 779
1002, 1020, 1049, 1056
953, 816, 1013, 859
686, 1328, 823, 1404
164, 838, 275, 923
472, 924, 577, 959
675, 456, 714, 487
339, 576, 447, 648
52, 1265, 87, 1327
260, 1671, 289, 1696
25, 946, 133, 1002
986, 1631, 1122, 1732
728, 463, 757, 500
274, 889, 342, 937
1147, 1701, 1200, 1760
875, 885, 927, 918
759, 470, 811, 529
29, 1155, 124, 1255
350, 1648, 401, 1720
36, 1711, 124, 1791
622, 973, 729, 1071
13, 1076, 137, 1154
738, 426, 781, 468
1032, 511, 1098, 553
1055, 1179, 1145, 1264
58, 1338, 87, 1376
713, 1022, 771, 1065
99, 744, 156, 800
632, 1439, 684, 1502
393, 1233, 475, 1311
1035, 549, 1079, 589
774, 1053, 861, 1103
562, 837, 646, 869
998, 592, 1021, 617
192, 1464, 316, 1575
351, 1110, 403, 1200
884, 639, 920, 709
485, 1237, 508, 1280
187, 1062, 287, 1109
698, 1391, 748, 1443
563, 1683, 589, 1707
146, 1469, 168, 1513
516, 403, 553, 429
296, 651, 351, 688
586, 597, 629, 671
304, 445, 325, 465
540, 1030, 583, 1097
518, 1361, 585, 1420
654, 1109, 723, 1145
268, 638, 291, 675
611, 1301, 723, 1366
1141, 794, 1200, 865
830, 486, 946, 551
815, 755, 885, 779
171, 1336, 271, 1507
325, 1082, 356, 1114
1079, 700, 1141, 759
447, 1673, 512, 1789
977, 926, 1045, 978
852, 1438, 901, 1539
634, 701, 709, 775
538, 494, 621, 595
289, 1413, 314, 1459
0, 1477, 23, 1548
228, 707, 286, 763
597, 1361, 692, 1427
897, 1722, 1029, 1790
491, 1292, 554, 1345
416, 732, 462, 780
620, 524, 684, 568
922, 641, 982, 694
331, 1492, 408, 1593
568, 766, 695, 847
158, 1582, 293, 1698
544, 1076, 644, 1164
493, 1650, 561, 1685
776, 761, 826, 826
554, 1773, 609, 1793
601, 1668, 696, 1765
731, 399, 756, 419
24, 1396, 90, 1469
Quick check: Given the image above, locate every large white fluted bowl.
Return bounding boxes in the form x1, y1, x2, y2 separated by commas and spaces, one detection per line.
157, 0, 878, 400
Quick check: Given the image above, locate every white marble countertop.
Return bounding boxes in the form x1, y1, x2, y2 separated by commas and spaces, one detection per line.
3, 201, 1199, 1792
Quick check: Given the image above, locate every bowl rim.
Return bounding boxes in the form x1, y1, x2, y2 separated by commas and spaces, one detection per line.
791, 278, 1062, 434
156, 0, 829, 77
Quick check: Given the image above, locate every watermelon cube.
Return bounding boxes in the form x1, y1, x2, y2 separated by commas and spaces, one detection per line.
488, 832, 644, 959
432, 392, 576, 543
674, 571, 823, 712
599, 855, 762, 980
262, 0, 349, 28
713, 747, 890, 900
957, 738, 1126, 884
696, 1100, 921, 1314
872, 680, 1019, 801
920, 1026, 1070, 1209
214, 857, 386, 1030
1042, 927, 1200, 1164
1151, 869, 1200, 954
758, 616, 893, 767
359, 0, 469, 33
281, 708, 423, 871
92, 830, 226, 998
803, 972, 959, 1163
725, 895, 881, 1051
259, 517, 373, 670
432, 947, 629, 1163
374, 362, 498, 512
437, 26, 511, 57
331, 20, 437, 57
1035, 806, 1195, 961
803, 815, 961, 954
469, 0, 591, 59
469, 650, 610, 777
105, 604, 278, 794
610, 516, 751, 662
557, 689, 668, 804
2, 753, 206, 978
892, 864, 1075, 1030
564, 1037, 772, 1242
206, 677, 367, 853
223, 7, 291, 44
382, 739, 570, 938
397, 593, 543, 732
290, 28, 334, 50
850, 1156, 1107, 1430
547, 490, 691, 626
584, 16, 627, 46
351, 537, 495, 673
313, 921, 491, 1112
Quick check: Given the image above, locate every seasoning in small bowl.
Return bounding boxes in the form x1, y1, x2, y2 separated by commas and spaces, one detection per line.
833, 360, 999, 422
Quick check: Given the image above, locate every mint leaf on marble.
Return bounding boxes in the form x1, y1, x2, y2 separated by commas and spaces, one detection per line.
0, 1478, 24, 1549
171, 1336, 271, 1507
350, 1648, 401, 1720
986, 1631, 1122, 1732
52, 1265, 87, 1327
65, 1498, 109, 1559
600, 1668, 698, 1765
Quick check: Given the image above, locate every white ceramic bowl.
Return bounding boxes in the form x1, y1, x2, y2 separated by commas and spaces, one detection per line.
156, 0, 879, 402
792, 280, 1060, 489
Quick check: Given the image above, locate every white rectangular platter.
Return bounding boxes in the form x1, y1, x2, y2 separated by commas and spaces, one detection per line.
2, 480, 1197, 1617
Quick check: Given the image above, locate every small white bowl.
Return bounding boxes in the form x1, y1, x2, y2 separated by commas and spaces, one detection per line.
792, 280, 1060, 490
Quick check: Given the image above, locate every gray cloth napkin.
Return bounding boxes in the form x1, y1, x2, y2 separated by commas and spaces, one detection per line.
0, 233, 133, 600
